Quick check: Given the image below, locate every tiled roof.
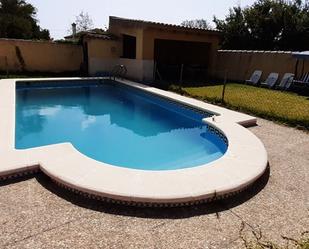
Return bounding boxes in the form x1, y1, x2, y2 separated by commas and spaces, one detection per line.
82, 32, 118, 40
109, 16, 221, 35
65, 29, 118, 40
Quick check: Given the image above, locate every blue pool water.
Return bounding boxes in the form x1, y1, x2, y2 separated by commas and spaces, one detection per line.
15, 81, 227, 170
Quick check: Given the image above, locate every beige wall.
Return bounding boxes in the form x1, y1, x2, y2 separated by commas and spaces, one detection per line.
108, 21, 221, 81
86, 39, 121, 58
118, 58, 154, 81
215, 50, 309, 82
85, 38, 122, 75
0, 39, 83, 73
88, 57, 154, 82
92, 23, 150, 80
109, 23, 144, 60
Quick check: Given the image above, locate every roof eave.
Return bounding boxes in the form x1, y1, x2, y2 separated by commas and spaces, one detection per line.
109, 16, 221, 36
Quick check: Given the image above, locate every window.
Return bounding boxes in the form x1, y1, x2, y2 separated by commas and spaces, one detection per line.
122, 34, 136, 59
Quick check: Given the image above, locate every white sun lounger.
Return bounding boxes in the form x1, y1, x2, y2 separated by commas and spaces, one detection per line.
293, 72, 309, 86
277, 73, 294, 90
245, 70, 262, 85
260, 73, 279, 88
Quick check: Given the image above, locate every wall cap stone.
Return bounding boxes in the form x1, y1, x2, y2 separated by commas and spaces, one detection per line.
218, 49, 293, 54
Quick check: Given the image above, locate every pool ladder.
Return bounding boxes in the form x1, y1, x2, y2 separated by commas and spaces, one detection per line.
110, 64, 127, 80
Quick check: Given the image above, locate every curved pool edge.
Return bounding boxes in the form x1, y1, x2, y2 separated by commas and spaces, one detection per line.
0, 122, 268, 205
0, 77, 268, 205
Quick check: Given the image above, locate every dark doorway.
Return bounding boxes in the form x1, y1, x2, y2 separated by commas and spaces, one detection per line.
154, 39, 211, 82
122, 34, 136, 59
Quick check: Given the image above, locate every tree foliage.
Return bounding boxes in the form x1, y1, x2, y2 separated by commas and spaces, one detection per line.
181, 19, 212, 29
214, 0, 309, 50
0, 0, 50, 40
74, 11, 94, 33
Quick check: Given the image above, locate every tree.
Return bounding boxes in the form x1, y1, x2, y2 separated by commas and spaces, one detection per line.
214, 0, 309, 50
0, 0, 50, 40
181, 19, 212, 29
74, 11, 94, 33
214, 7, 251, 49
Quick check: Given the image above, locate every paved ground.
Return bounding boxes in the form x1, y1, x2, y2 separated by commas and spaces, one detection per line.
0, 119, 308, 249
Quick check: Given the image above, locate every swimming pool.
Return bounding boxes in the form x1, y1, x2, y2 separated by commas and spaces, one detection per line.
0, 78, 268, 205
15, 81, 227, 170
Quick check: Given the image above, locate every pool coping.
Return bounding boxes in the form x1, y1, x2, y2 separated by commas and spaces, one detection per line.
0, 77, 268, 205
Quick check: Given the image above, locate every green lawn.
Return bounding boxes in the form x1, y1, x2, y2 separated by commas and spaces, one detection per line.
170, 83, 309, 130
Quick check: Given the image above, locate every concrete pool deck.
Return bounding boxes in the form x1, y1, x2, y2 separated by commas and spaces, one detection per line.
0, 119, 308, 248
0, 77, 267, 205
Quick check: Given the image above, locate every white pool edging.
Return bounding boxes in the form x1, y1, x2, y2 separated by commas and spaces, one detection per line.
0, 77, 268, 205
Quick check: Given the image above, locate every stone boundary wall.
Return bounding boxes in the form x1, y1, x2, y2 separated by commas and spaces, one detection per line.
215, 50, 309, 82
0, 39, 83, 73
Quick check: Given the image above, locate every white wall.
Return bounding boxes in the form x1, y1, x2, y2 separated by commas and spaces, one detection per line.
89, 57, 154, 82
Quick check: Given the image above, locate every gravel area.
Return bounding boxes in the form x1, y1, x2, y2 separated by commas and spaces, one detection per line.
0, 119, 308, 249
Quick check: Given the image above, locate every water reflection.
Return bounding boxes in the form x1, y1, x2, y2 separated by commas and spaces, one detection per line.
16, 85, 204, 139
15, 83, 227, 170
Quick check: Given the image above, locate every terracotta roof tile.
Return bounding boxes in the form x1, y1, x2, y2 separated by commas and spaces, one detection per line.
109, 16, 221, 35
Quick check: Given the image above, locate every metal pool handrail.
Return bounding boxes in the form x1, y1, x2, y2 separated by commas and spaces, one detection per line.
110, 64, 127, 80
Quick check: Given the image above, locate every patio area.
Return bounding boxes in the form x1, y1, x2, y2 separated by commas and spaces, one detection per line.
0, 118, 308, 249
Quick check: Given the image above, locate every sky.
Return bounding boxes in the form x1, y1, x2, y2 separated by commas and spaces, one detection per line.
27, 0, 257, 40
